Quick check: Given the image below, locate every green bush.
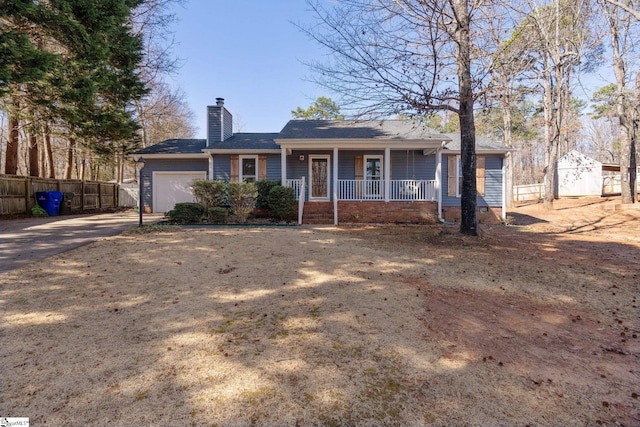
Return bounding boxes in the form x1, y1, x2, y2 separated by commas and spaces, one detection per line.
227, 181, 258, 223
165, 202, 205, 224
207, 207, 228, 224
192, 179, 226, 209
267, 186, 296, 221
31, 203, 48, 217
255, 179, 281, 208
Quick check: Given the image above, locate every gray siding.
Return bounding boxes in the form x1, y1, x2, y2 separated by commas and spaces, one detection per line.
442, 154, 503, 207
266, 154, 281, 180
207, 106, 222, 144
140, 158, 209, 208
482, 156, 503, 206
212, 155, 232, 181
207, 105, 233, 144
223, 109, 233, 141
390, 150, 436, 180
212, 154, 281, 181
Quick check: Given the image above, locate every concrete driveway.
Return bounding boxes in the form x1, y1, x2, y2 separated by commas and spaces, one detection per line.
0, 212, 161, 272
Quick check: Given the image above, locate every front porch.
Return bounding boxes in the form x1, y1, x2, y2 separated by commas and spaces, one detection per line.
296, 200, 439, 225
284, 162, 441, 225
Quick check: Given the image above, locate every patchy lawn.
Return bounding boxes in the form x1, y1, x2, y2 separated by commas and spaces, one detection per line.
1, 197, 638, 426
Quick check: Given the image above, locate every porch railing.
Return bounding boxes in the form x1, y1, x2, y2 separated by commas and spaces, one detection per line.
338, 179, 437, 201
285, 179, 304, 200
389, 180, 437, 201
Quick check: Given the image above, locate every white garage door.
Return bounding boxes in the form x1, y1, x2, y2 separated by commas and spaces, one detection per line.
153, 172, 206, 213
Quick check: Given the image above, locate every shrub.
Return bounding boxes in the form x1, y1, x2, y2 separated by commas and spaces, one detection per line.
192, 179, 226, 209
165, 202, 205, 224
255, 179, 281, 209
267, 186, 296, 221
31, 204, 48, 217
207, 207, 228, 224
227, 181, 257, 223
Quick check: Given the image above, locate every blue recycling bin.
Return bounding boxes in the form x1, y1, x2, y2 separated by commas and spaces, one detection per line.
36, 191, 63, 216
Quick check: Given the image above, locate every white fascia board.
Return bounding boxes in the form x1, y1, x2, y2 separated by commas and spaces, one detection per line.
202, 149, 282, 154
274, 139, 445, 150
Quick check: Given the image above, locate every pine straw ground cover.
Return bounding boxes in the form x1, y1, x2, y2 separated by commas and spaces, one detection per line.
1, 197, 638, 426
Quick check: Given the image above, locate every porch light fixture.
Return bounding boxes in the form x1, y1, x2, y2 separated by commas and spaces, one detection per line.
299, 155, 305, 161
135, 157, 146, 226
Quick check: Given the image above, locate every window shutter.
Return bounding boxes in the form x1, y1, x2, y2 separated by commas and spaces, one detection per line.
447, 156, 457, 197
355, 155, 364, 198
476, 156, 485, 196
230, 155, 239, 182
258, 155, 267, 180
355, 156, 364, 180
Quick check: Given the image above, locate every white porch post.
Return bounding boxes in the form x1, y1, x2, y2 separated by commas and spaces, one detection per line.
502, 155, 507, 222
384, 147, 390, 202
436, 145, 443, 220
333, 147, 339, 225
208, 154, 214, 180
281, 147, 287, 186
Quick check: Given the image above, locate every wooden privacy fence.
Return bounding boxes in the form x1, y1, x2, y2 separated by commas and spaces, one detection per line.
0, 174, 120, 215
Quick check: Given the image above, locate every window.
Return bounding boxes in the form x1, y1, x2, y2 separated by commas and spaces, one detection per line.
447, 155, 485, 198
239, 156, 258, 182
363, 155, 383, 197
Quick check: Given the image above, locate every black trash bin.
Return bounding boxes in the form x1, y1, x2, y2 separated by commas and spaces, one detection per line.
60, 192, 75, 215
35, 191, 63, 216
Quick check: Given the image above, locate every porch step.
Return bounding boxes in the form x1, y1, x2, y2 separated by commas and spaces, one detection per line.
302, 202, 334, 224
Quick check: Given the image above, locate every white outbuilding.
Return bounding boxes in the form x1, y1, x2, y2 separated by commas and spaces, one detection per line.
556, 150, 603, 197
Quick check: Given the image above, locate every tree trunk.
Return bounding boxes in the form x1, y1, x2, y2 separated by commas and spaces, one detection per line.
80, 154, 87, 181
501, 95, 514, 209
454, 0, 478, 236
29, 132, 39, 177
64, 138, 74, 180
604, 2, 633, 203
542, 55, 556, 210
5, 113, 20, 175
44, 126, 55, 179
631, 70, 639, 202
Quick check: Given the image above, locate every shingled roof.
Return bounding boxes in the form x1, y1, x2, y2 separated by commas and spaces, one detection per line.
277, 120, 446, 141
206, 133, 279, 150
135, 139, 206, 155
442, 133, 510, 152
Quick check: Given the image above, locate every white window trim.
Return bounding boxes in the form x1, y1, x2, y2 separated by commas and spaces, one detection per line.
456, 155, 462, 198
363, 155, 384, 180
308, 155, 331, 201
239, 155, 259, 182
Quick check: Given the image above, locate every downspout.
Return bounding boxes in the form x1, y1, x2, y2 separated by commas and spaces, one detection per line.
502, 153, 507, 223
435, 142, 444, 222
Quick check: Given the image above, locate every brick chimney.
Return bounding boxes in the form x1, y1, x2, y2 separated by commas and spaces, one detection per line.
207, 98, 233, 146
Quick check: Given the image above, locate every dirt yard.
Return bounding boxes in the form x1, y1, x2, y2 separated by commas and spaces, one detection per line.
1, 197, 638, 426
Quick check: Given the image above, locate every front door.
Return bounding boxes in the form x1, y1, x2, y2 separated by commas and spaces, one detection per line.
309, 155, 330, 200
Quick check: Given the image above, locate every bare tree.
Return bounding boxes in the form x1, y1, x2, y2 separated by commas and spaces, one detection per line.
301, 0, 506, 235
502, 0, 596, 209
599, 0, 638, 203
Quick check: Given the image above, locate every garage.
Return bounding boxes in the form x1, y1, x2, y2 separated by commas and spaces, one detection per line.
152, 172, 206, 213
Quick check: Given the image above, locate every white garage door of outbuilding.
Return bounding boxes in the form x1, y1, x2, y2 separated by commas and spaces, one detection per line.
152, 172, 206, 213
